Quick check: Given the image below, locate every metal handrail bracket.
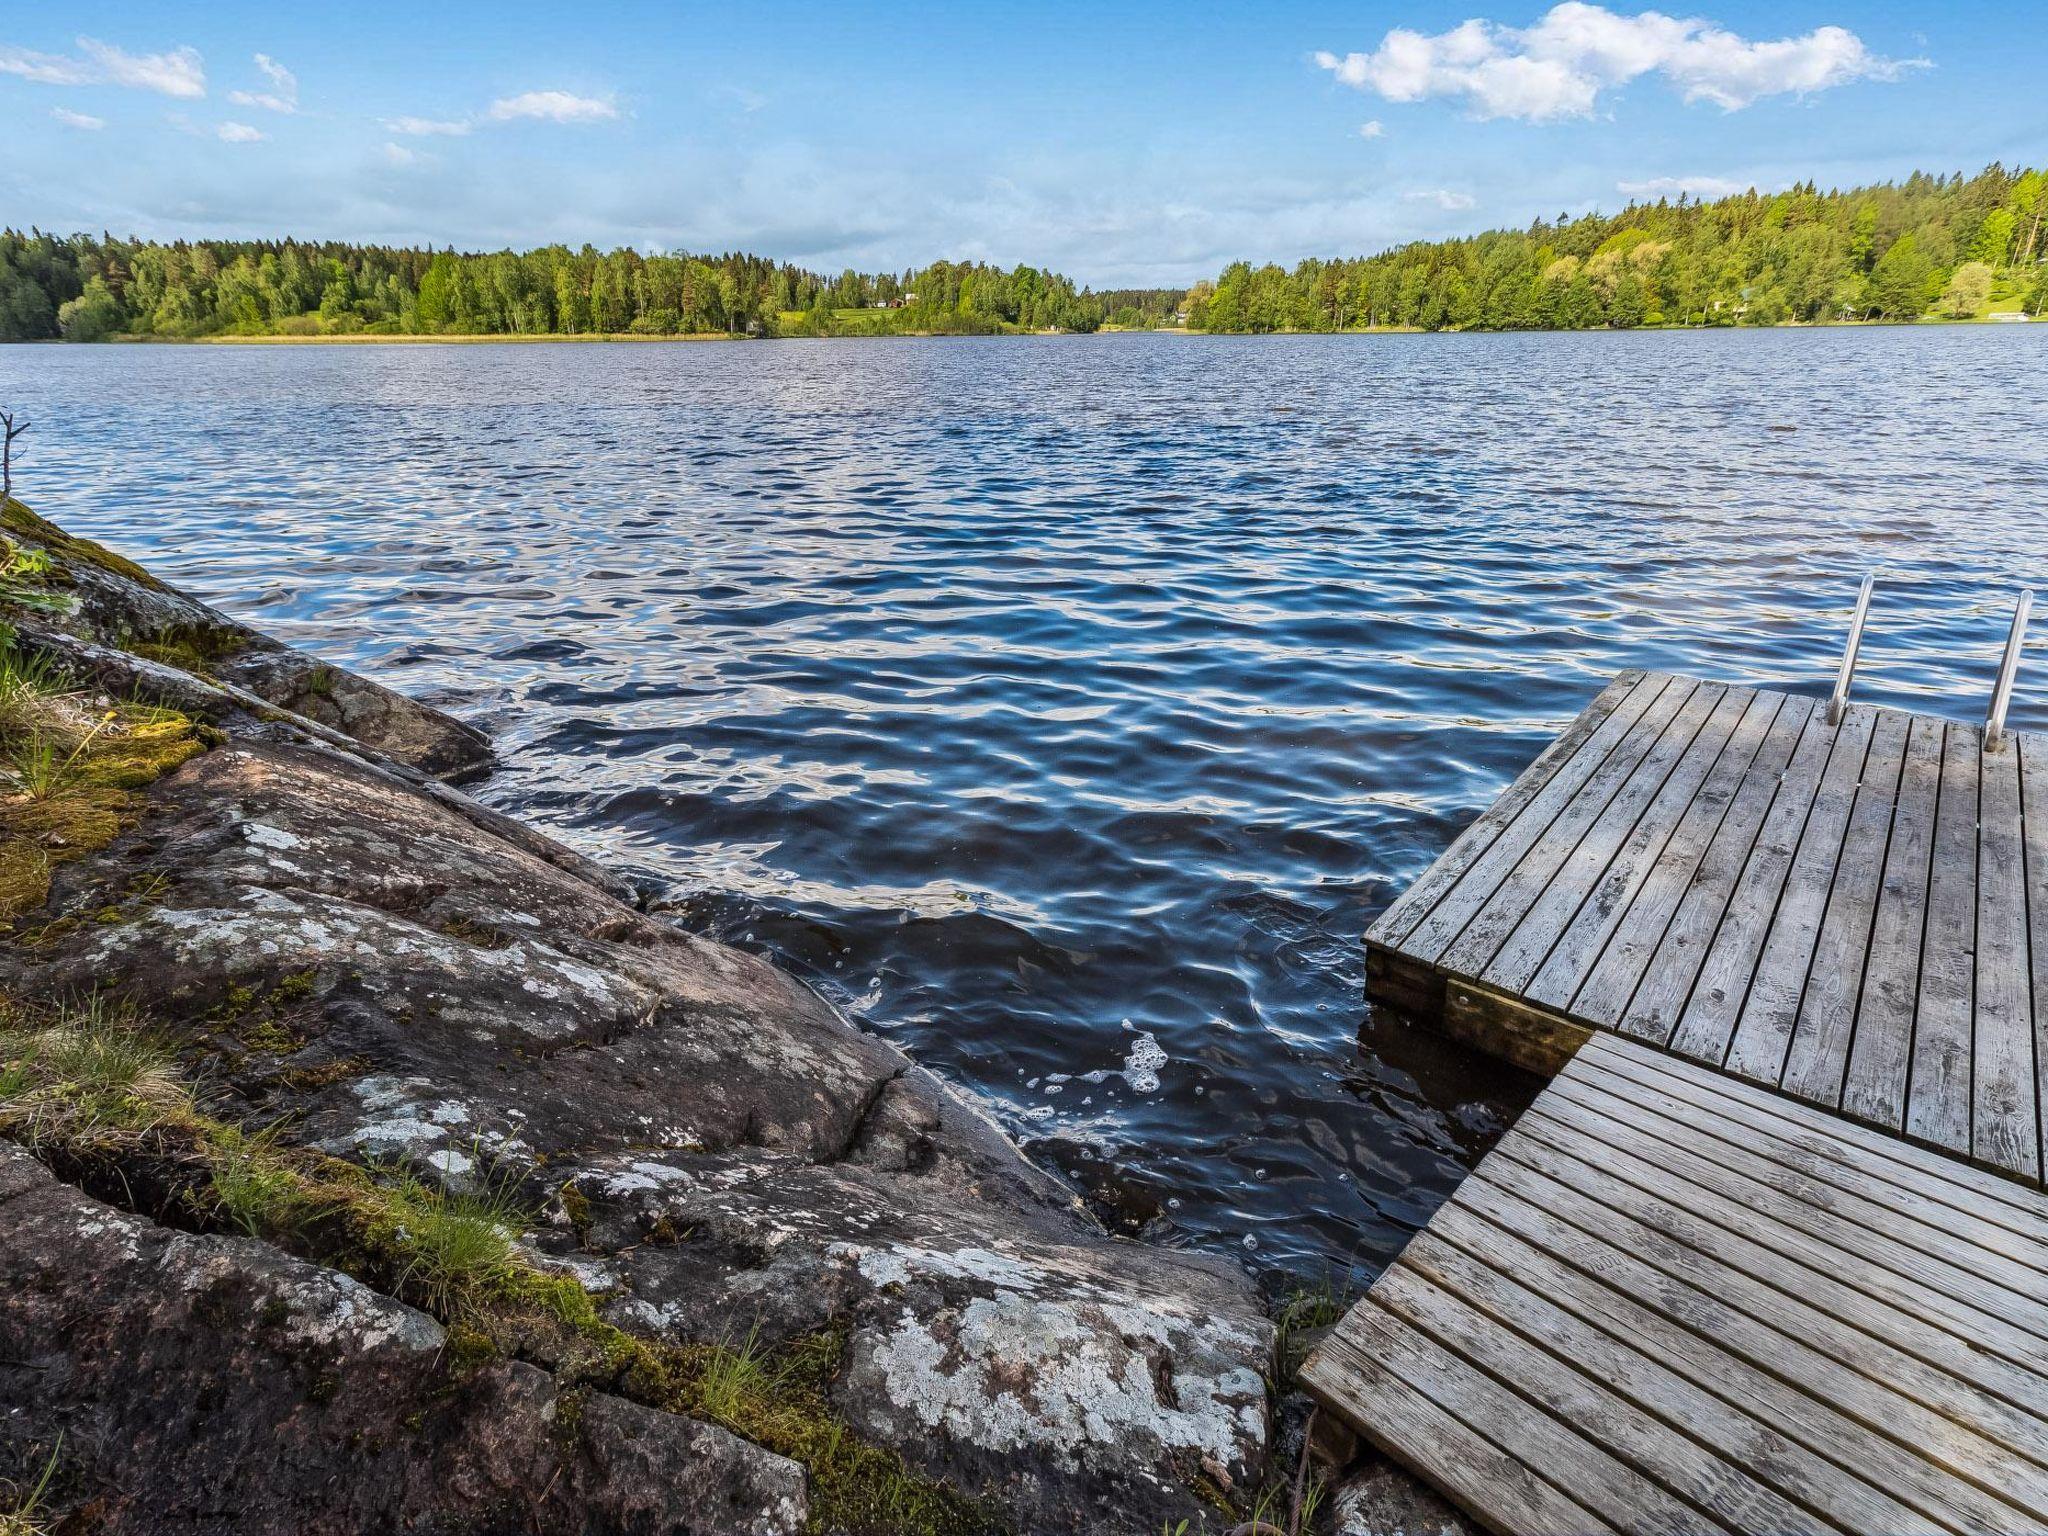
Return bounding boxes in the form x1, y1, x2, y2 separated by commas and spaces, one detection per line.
1828, 574, 1876, 726
1986, 588, 2034, 751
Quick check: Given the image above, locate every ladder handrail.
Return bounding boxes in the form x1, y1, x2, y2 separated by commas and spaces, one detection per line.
1828, 574, 1875, 726
1986, 588, 2034, 751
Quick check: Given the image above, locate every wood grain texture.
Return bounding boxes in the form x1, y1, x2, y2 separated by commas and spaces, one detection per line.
1300, 1035, 2048, 1536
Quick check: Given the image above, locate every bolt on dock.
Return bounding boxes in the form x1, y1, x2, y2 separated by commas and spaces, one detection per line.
1305, 587, 2048, 1535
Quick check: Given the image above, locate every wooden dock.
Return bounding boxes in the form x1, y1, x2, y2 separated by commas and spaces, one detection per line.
1305, 665, 2048, 1534
1301, 1033, 2048, 1536
1367, 669, 2048, 1186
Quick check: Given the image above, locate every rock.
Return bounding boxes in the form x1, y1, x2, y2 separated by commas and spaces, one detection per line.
0, 505, 1281, 1532
1330, 1451, 1474, 1536
1, 497, 489, 780
0, 1143, 809, 1535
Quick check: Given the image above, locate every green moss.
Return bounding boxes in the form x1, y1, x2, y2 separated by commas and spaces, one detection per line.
0, 499, 162, 590
0, 996, 1004, 1536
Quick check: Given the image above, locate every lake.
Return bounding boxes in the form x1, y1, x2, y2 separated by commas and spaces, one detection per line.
4, 327, 2044, 1288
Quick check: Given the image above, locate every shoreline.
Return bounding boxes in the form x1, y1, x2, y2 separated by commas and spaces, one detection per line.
9, 313, 2029, 348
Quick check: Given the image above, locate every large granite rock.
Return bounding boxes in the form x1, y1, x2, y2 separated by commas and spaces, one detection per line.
0, 507, 1278, 1532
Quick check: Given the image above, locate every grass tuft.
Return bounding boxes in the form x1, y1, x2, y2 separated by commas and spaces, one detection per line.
0, 994, 1002, 1535
0, 1438, 59, 1536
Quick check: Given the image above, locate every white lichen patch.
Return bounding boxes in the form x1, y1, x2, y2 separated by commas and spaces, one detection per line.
853, 1294, 1265, 1472
241, 820, 305, 851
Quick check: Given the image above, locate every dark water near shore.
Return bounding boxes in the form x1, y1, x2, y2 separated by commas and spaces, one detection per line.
5, 329, 2046, 1288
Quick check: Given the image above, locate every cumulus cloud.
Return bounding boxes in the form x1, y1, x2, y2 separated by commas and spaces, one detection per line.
382, 141, 422, 166
384, 114, 472, 136
229, 52, 297, 112
78, 37, 206, 97
485, 89, 618, 124
2, 35, 204, 96
50, 106, 104, 129
1314, 3, 1920, 121
1359, 119, 1386, 138
1405, 188, 1478, 209
1617, 173, 1756, 198
217, 121, 264, 143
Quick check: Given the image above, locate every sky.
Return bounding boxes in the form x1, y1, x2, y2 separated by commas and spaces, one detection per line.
2, 1, 2041, 288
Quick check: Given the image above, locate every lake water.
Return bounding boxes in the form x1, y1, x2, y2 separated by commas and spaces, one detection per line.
5, 328, 2045, 1288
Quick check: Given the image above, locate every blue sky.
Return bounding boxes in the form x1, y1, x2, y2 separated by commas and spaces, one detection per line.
3, 1, 2041, 286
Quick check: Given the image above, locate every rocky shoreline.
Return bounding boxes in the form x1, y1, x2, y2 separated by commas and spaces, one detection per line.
0, 499, 1462, 1535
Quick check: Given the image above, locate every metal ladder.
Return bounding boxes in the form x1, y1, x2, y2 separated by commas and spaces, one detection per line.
1828, 574, 2035, 749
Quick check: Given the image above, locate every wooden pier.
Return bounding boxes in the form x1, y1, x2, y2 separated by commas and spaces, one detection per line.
1305, 666, 2048, 1535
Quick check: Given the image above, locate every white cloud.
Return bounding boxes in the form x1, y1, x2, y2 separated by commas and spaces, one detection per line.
1315, 3, 1920, 122
78, 37, 206, 98
485, 89, 619, 124
384, 115, 472, 136
1617, 173, 1754, 198
217, 121, 264, 143
229, 52, 297, 113
0, 46, 94, 85
50, 106, 104, 129
1405, 188, 1478, 209
382, 141, 422, 166
2, 35, 205, 96
1359, 119, 1385, 138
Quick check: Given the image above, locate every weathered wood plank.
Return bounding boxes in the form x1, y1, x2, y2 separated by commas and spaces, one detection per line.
1523, 1095, 2048, 1345
1536, 1081, 2048, 1317
1502, 1101, 2048, 1383
1584, 1034, 2048, 1242
1721, 706, 1882, 1083
1329, 1305, 1718, 1535
1298, 1326, 1621, 1536
1778, 709, 1912, 1106
1571, 1050, 2048, 1278
1607, 694, 1822, 1043
1671, 705, 1870, 1069
1436, 679, 1710, 978
1839, 713, 1945, 1132
2026, 736, 2048, 1197
1519, 687, 1767, 1010
1456, 1165, 2048, 1528
1396, 673, 1681, 965
1369, 1261, 1829, 1534
1906, 723, 1982, 1158
1393, 1229, 1945, 1535
1567, 691, 1796, 1030
1369, 670, 1650, 948
1976, 733, 2038, 1181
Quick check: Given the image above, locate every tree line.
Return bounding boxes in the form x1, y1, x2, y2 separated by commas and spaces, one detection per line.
1188, 164, 2046, 332
0, 234, 1182, 342
2, 164, 2040, 343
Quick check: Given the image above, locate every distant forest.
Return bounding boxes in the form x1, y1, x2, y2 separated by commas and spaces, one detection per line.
1189, 163, 2046, 332
1, 164, 2041, 342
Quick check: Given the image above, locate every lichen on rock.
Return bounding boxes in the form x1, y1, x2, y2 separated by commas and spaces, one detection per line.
0, 503, 1282, 1534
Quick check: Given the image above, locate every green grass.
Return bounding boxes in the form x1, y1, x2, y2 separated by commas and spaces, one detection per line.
0, 993, 1002, 1535
0, 1439, 59, 1536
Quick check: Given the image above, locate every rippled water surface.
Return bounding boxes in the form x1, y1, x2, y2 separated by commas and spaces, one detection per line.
5, 329, 2046, 1286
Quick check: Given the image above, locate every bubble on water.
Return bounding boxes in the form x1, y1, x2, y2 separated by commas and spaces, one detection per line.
1046, 1083, 1063, 1095
1167, 1197, 1182, 1211
1121, 1032, 1168, 1093
1254, 1167, 1268, 1178
1241, 1234, 1259, 1251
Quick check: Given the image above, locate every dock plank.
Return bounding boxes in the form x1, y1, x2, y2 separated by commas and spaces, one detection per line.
1906, 723, 1982, 1158
1777, 708, 1911, 1107
1840, 713, 1945, 1132
2025, 737, 2048, 1194
1436, 679, 1710, 978
1608, 694, 1822, 1043
1518, 687, 1767, 1009
1976, 735, 2038, 1181
1670, 705, 1869, 1070
1369, 670, 1649, 948
1721, 705, 1881, 1084
1567, 691, 1796, 1030
1302, 1037, 2048, 1536
1395, 673, 1680, 966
